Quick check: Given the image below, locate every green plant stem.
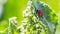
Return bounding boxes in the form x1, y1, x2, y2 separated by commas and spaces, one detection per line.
43, 16, 53, 34
36, 18, 47, 34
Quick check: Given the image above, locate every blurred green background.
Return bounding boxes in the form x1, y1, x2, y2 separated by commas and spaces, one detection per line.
0, 0, 60, 34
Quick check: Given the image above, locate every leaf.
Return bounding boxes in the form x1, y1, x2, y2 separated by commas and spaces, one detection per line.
34, 2, 58, 34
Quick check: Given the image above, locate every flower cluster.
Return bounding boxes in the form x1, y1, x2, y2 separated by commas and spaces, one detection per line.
23, 0, 32, 17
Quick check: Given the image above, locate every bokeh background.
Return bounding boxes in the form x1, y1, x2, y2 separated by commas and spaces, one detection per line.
0, 0, 60, 34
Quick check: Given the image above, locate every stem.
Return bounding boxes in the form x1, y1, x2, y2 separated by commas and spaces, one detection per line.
36, 18, 47, 34
39, 21, 47, 34
43, 16, 53, 34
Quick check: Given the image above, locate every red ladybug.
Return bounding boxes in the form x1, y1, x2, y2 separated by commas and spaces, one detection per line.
37, 9, 43, 17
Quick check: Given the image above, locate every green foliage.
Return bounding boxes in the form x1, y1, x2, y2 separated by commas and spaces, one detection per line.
0, 0, 59, 34
17, 0, 58, 34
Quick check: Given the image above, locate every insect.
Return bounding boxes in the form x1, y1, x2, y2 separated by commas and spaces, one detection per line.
37, 9, 43, 17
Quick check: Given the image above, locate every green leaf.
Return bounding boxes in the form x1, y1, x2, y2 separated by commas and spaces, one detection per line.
35, 2, 58, 34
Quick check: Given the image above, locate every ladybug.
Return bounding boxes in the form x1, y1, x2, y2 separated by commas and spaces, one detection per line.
37, 9, 43, 17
